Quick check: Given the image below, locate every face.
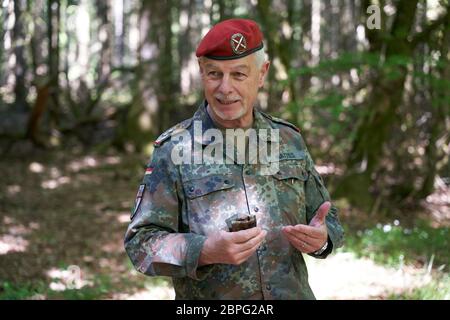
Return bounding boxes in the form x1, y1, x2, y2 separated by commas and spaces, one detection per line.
199, 53, 270, 127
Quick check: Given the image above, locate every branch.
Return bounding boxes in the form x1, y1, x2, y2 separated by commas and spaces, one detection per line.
410, 7, 450, 47
85, 75, 111, 116
58, 110, 119, 135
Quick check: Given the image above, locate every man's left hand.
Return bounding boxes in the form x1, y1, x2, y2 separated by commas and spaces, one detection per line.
281, 201, 330, 254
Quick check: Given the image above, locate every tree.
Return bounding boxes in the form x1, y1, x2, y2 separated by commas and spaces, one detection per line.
335, 0, 450, 208
12, 0, 29, 112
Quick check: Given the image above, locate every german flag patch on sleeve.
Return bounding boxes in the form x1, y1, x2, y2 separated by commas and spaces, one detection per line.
131, 184, 145, 220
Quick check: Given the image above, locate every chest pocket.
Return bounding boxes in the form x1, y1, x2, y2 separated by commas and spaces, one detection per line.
184, 174, 234, 199
273, 161, 308, 182
183, 174, 246, 235
272, 160, 309, 225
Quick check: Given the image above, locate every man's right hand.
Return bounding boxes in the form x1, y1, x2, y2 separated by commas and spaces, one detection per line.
199, 227, 267, 266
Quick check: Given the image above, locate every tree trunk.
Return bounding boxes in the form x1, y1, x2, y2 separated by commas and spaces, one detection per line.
299, 0, 312, 97
95, 1, 112, 84
153, 0, 178, 132
255, 0, 283, 113
217, 0, 237, 22
26, 84, 50, 146
115, 0, 180, 151
12, 0, 28, 111
335, 0, 420, 208
0, 3, 9, 87
336, 0, 449, 208
47, 0, 60, 127
178, 0, 194, 69
418, 12, 450, 198
29, 0, 45, 80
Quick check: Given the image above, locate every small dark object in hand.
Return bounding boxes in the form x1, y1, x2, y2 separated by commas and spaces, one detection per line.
227, 215, 257, 232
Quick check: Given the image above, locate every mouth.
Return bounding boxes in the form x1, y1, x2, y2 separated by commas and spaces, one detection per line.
215, 97, 240, 105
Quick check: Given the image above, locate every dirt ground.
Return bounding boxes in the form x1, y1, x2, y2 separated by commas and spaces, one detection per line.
0, 148, 448, 299
0, 148, 152, 298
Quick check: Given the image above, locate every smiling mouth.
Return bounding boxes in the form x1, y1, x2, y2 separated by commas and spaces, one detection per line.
216, 98, 239, 105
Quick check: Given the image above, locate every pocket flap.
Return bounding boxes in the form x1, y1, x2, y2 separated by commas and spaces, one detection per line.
185, 175, 235, 199
273, 161, 308, 181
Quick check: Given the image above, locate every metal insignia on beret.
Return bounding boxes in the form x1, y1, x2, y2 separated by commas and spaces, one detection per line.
230, 33, 247, 54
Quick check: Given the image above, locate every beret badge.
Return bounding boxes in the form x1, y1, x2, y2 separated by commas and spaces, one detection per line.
230, 33, 247, 55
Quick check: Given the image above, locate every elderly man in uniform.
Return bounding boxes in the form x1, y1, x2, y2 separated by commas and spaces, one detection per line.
124, 18, 344, 300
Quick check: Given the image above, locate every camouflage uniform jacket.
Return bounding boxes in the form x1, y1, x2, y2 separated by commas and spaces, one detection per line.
124, 101, 344, 300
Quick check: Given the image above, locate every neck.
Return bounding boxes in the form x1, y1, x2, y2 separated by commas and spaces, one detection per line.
206, 105, 254, 129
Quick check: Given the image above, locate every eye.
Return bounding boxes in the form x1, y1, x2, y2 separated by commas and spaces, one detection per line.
233, 72, 247, 79
208, 71, 221, 78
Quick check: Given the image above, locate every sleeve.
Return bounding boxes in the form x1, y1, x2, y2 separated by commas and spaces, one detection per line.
123, 144, 207, 280
303, 148, 345, 259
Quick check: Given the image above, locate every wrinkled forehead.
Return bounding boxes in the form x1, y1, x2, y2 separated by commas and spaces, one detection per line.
200, 54, 255, 71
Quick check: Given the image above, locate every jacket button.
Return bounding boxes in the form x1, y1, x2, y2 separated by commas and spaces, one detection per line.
189, 186, 194, 192
253, 207, 259, 212
266, 284, 271, 290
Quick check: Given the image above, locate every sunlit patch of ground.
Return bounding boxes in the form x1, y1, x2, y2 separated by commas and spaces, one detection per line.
109, 252, 446, 300
306, 252, 446, 300
0, 150, 150, 299
0, 217, 40, 255
421, 177, 450, 227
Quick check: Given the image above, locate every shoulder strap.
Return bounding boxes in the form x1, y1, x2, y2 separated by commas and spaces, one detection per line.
259, 111, 300, 133
154, 118, 193, 147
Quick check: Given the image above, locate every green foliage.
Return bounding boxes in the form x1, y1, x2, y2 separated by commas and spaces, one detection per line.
0, 281, 47, 300
0, 275, 113, 300
286, 52, 380, 80
287, 52, 414, 84
0, 264, 172, 300
341, 220, 450, 271
46, 275, 113, 300
287, 92, 347, 136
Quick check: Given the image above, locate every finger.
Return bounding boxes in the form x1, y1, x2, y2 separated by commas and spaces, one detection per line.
284, 233, 315, 253
310, 201, 331, 226
284, 224, 322, 239
283, 226, 325, 246
283, 228, 324, 250
225, 227, 262, 243
238, 230, 267, 251
235, 237, 265, 262
282, 225, 298, 232
283, 227, 313, 243
291, 224, 324, 239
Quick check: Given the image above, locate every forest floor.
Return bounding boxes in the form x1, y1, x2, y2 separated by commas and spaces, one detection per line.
0, 148, 448, 300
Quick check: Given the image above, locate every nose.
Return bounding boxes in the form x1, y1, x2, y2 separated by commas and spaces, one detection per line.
218, 74, 233, 95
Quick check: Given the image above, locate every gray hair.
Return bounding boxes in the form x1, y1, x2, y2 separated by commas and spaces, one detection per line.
198, 48, 267, 70
254, 48, 267, 69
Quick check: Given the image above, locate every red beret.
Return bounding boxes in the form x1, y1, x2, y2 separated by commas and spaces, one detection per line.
196, 18, 264, 60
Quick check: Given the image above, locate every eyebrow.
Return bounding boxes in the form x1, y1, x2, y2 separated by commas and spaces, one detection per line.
204, 63, 218, 69
204, 63, 250, 72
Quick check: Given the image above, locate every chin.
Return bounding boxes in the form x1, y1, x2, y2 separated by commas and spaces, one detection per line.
214, 108, 245, 121
211, 103, 246, 121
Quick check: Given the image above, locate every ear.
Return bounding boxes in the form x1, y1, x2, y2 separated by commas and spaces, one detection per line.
258, 61, 270, 88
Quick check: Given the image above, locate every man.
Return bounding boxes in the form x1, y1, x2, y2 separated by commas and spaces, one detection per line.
124, 18, 344, 300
